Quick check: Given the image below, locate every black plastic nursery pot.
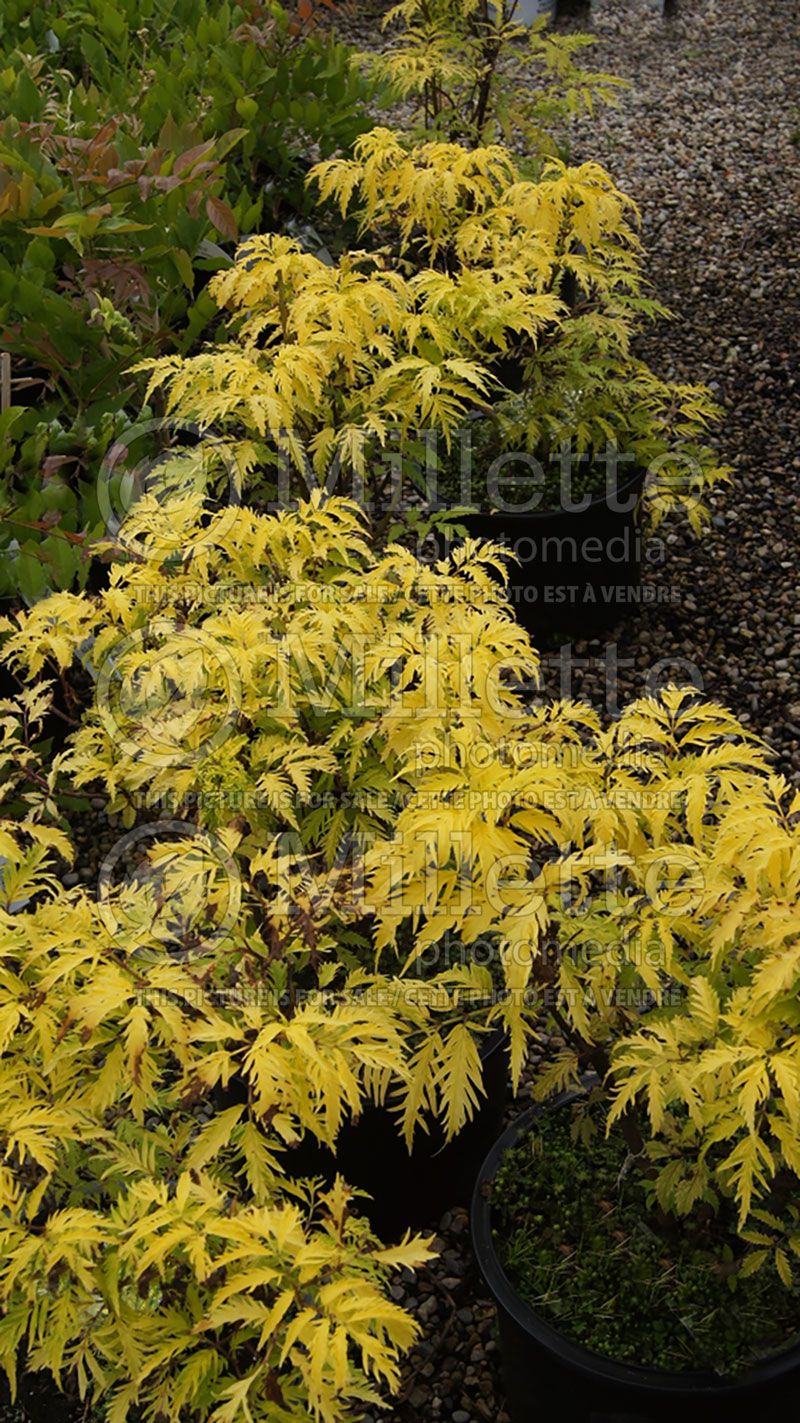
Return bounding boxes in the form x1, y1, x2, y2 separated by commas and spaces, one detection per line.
220, 1026, 509, 1241
471, 1100, 800, 1423
456, 465, 648, 638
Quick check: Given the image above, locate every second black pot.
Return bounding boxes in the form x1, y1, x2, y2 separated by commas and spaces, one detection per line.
447, 466, 647, 637
471, 1098, 800, 1423
221, 1027, 509, 1240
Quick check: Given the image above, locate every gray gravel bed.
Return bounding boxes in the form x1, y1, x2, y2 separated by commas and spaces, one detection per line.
543, 0, 800, 784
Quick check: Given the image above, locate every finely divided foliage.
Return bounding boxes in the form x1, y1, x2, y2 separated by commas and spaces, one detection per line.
0, 828, 437, 1420
1, 496, 539, 1154
1, 489, 797, 1423
367, 683, 800, 1272
366, 5, 624, 153
4, 501, 800, 1307
0, 4, 796, 1412
137, 131, 728, 532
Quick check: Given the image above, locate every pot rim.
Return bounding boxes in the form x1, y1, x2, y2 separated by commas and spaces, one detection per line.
470, 1092, 800, 1399
443, 464, 647, 525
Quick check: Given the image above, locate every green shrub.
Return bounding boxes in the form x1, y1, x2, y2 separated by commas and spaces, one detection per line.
1, 0, 383, 220
0, 0, 385, 598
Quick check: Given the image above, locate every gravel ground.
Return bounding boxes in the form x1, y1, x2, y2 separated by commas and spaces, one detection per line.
5, 3, 799, 1419
547, 0, 800, 786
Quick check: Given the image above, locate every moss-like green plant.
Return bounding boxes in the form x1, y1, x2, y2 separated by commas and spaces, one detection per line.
492, 1098, 800, 1373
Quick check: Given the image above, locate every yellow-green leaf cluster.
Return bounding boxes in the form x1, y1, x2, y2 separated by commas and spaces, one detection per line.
0, 833, 437, 1420
366, 5, 625, 157
368, 681, 800, 1278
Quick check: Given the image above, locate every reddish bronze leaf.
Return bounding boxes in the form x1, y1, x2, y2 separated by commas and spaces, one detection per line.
174, 141, 216, 175
206, 194, 238, 243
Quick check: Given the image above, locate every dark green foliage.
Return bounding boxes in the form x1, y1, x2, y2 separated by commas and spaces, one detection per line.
431, 409, 617, 513
0, 0, 384, 595
1, 0, 382, 218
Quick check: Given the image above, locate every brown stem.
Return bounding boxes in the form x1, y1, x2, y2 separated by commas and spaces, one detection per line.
15, 766, 90, 802
275, 272, 289, 342
617, 1108, 650, 1164
472, 40, 502, 139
